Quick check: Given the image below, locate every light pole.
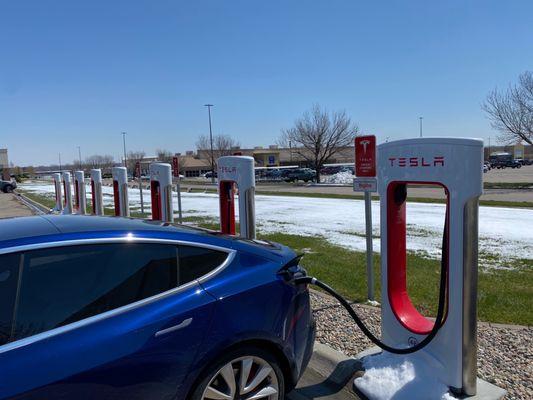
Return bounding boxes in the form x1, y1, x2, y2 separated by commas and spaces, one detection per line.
122, 132, 127, 169
59, 153, 62, 172
289, 140, 293, 163
419, 117, 423, 138
204, 104, 215, 183
77, 146, 82, 169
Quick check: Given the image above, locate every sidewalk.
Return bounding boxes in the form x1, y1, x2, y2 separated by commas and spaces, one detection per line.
0, 192, 33, 218
288, 343, 362, 400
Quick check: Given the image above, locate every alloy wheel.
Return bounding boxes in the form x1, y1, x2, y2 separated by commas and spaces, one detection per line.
201, 356, 280, 400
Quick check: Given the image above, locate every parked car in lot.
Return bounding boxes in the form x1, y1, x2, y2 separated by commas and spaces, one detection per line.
203, 171, 217, 179
320, 166, 342, 175
0, 179, 16, 193
0, 215, 314, 399
284, 168, 316, 183
515, 158, 532, 166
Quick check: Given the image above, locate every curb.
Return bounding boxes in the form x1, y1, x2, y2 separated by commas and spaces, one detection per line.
14, 192, 49, 215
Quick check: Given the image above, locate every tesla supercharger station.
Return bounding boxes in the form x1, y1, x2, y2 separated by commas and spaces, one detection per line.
52, 173, 63, 212
377, 138, 483, 396
217, 156, 256, 239
74, 171, 87, 215
90, 169, 104, 216
150, 163, 173, 222
112, 167, 130, 217
61, 172, 73, 214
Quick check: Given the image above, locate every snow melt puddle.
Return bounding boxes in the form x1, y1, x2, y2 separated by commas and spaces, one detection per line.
354, 352, 456, 400
19, 182, 533, 269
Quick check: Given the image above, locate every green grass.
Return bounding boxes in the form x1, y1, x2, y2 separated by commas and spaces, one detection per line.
259, 233, 533, 326
17, 190, 533, 325
484, 182, 533, 190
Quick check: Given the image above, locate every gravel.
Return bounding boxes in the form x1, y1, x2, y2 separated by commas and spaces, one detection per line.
310, 291, 533, 400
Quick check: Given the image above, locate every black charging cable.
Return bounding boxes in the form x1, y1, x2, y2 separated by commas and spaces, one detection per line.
294, 215, 449, 355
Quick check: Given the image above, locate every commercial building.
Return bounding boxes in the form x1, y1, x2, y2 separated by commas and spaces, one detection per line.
197, 145, 355, 168
0, 149, 9, 180
135, 145, 357, 177
484, 143, 532, 160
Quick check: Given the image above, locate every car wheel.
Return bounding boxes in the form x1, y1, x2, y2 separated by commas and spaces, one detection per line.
3, 185, 13, 193
190, 345, 285, 400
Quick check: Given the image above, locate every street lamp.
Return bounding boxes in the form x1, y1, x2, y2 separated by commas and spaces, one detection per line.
77, 146, 82, 169
289, 140, 292, 163
419, 117, 423, 138
204, 104, 215, 183
122, 132, 127, 169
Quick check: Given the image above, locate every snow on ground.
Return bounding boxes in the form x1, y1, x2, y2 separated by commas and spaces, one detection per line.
354, 352, 456, 400
321, 171, 354, 184
20, 182, 533, 268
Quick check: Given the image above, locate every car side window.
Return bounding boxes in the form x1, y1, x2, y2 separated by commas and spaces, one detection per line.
11, 243, 178, 342
0, 253, 21, 346
178, 245, 228, 285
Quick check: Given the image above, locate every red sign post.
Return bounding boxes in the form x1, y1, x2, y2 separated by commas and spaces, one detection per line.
172, 156, 183, 222
172, 156, 180, 178
355, 135, 377, 177
354, 134, 377, 301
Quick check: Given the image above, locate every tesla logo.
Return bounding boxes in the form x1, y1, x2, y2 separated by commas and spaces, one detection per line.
360, 140, 371, 154
388, 156, 445, 167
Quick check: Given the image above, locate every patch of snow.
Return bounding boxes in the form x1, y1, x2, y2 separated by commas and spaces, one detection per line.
322, 171, 354, 184
354, 352, 457, 400
18, 182, 533, 268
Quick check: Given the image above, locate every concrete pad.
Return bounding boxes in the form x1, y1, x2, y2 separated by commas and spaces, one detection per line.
352, 347, 507, 400
288, 342, 361, 399
289, 343, 506, 400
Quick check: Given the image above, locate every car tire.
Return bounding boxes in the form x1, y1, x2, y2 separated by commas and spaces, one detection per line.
189, 345, 285, 400
3, 185, 13, 193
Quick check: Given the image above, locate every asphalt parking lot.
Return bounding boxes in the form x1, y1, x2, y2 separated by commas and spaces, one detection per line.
0, 192, 33, 218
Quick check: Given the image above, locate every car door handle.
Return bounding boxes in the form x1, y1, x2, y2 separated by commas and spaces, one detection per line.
154, 317, 193, 337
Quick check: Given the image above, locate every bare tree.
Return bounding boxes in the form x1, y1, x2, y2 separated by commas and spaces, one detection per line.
84, 155, 115, 172
126, 151, 146, 176
483, 71, 533, 145
196, 134, 240, 171
155, 149, 173, 163
280, 105, 359, 182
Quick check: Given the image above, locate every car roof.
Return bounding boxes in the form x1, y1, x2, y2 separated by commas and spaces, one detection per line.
0, 215, 295, 263
0, 215, 205, 243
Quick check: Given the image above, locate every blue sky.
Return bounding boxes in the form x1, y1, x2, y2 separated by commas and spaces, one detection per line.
1, 1, 532, 166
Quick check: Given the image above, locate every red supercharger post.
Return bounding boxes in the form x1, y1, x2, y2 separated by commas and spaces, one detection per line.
374, 138, 484, 396
61, 171, 73, 215
52, 173, 63, 212
149, 163, 173, 223
217, 156, 256, 239
353, 135, 377, 301
112, 167, 129, 217
74, 171, 87, 215
172, 156, 183, 223
90, 169, 104, 215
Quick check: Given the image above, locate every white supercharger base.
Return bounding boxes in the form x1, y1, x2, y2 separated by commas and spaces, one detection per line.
353, 348, 506, 400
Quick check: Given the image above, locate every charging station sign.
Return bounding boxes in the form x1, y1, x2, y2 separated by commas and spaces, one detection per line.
172, 156, 180, 177
355, 135, 376, 177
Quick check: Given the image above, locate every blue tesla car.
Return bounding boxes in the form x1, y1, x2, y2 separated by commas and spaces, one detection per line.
0, 215, 315, 400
